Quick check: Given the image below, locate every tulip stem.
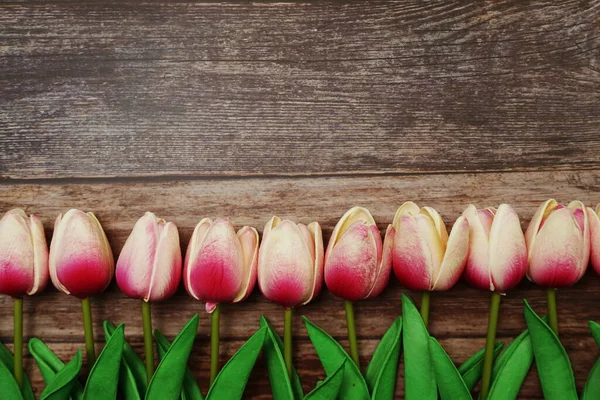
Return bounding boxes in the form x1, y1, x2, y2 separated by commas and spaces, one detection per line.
141, 301, 154, 382
210, 304, 220, 387
344, 300, 360, 368
480, 292, 501, 400
13, 298, 23, 389
284, 307, 293, 378
81, 298, 96, 365
547, 288, 559, 336
420, 291, 431, 328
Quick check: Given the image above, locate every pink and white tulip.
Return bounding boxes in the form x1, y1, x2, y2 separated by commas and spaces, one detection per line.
462, 204, 527, 292
526, 199, 590, 287
0, 209, 49, 297
590, 204, 600, 275
392, 202, 469, 291
324, 207, 393, 301
184, 218, 258, 313
116, 212, 182, 302
50, 209, 114, 298
258, 216, 323, 308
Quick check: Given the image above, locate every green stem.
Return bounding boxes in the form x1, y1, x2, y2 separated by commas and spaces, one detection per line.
210, 304, 220, 386
284, 307, 293, 378
344, 300, 360, 368
420, 291, 431, 328
81, 298, 96, 366
13, 298, 23, 389
547, 287, 558, 336
480, 292, 501, 400
142, 301, 154, 383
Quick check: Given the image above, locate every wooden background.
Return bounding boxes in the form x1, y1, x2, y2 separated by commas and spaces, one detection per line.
1, 1, 600, 398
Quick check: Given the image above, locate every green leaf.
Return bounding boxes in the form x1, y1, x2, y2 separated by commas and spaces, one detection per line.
83, 323, 125, 400
304, 360, 345, 400
155, 329, 204, 400
302, 316, 369, 400
104, 321, 147, 399
401, 294, 436, 400
258, 316, 296, 400
457, 341, 503, 391
428, 336, 472, 400
523, 300, 577, 400
589, 321, 600, 347
487, 328, 533, 400
205, 327, 267, 400
145, 315, 199, 400
583, 357, 600, 400
0, 351, 24, 400
41, 350, 83, 400
29, 338, 84, 400
0, 342, 37, 400
365, 317, 403, 400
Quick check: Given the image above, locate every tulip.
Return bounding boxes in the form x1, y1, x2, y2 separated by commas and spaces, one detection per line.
392, 202, 469, 326
0, 209, 49, 388
462, 204, 527, 400
184, 218, 258, 385
116, 212, 182, 381
590, 204, 600, 275
324, 206, 393, 367
258, 216, 323, 377
525, 199, 590, 337
49, 209, 114, 365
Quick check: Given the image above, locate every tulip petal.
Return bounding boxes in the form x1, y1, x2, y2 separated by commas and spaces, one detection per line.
233, 226, 259, 303
568, 200, 590, 280
146, 221, 182, 302
392, 214, 432, 291
392, 201, 420, 228
588, 207, 600, 275
183, 218, 212, 300
305, 221, 324, 305
28, 213, 49, 295
421, 207, 449, 245
462, 205, 492, 291
525, 199, 558, 260
366, 224, 394, 298
432, 216, 469, 291
488, 204, 527, 292
327, 206, 376, 253
0, 209, 36, 297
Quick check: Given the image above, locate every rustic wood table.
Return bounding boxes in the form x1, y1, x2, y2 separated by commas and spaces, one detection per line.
1, 1, 599, 398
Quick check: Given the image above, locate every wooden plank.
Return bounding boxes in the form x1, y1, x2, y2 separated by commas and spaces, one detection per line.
1, 170, 600, 397
1, 1, 599, 178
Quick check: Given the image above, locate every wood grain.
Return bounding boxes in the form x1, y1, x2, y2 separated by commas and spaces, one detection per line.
1, 1, 599, 179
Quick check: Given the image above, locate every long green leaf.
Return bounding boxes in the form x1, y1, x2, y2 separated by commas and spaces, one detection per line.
523, 300, 577, 400
428, 336, 472, 400
83, 324, 125, 400
457, 342, 503, 391
0, 354, 23, 400
104, 321, 147, 398
303, 316, 370, 400
205, 327, 267, 400
145, 315, 199, 400
258, 316, 296, 400
582, 321, 600, 400
366, 317, 403, 400
155, 329, 204, 400
0, 342, 37, 400
304, 360, 346, 400
41, 350, 83, 400
401, 294, 436, 400
589, 321, 600, 347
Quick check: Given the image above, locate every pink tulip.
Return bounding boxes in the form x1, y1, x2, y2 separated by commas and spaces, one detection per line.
526, 199, 590, 287
462, 204, 527, 292
184, 218, 258, 313
324, 207, 393, 301
590, 204, 600, 275
0, 209, 49, 297
50, 209, 114, 298
258, 216, 323, 308
116, 212, 182, 302
392, 202, 469, 291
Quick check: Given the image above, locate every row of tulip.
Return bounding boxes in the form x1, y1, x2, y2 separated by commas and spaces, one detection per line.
1, 200, 599, 398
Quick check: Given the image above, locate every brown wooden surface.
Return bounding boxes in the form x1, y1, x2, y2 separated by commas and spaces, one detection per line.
1, 0, 600, 399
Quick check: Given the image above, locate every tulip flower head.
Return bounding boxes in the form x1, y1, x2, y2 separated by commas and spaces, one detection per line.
50, 209, 114, 298
324, 207, 393, 301
590, 204, 600, 275
526, 199, 590, 287
258, 216, 323, 308
462, 204, 527, 292
0, 209, 49, 297
392, 202, 469, 292
116, 212, 182, 303
184, 218, 258, 313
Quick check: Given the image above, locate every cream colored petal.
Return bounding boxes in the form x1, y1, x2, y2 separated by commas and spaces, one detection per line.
587, 207, 600, 275
392, 201, 420, 228
420, 206, 449, 246
233, 226, 259, 302
462, 205, 492, 290
28, 214, 49, 295
183, 218, 213, 300
525, 199, 558, 261
568, 200, 590, 280
366, 225, 394, 297
327, 207, 376, 253
304, 221, 324, 305
432, 216, 469, 291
